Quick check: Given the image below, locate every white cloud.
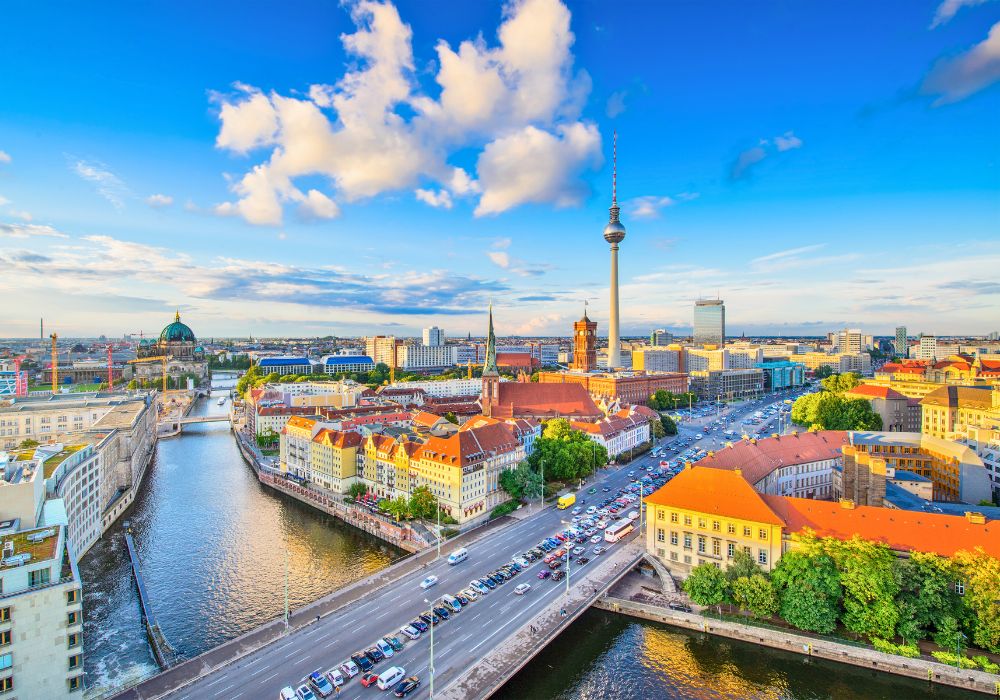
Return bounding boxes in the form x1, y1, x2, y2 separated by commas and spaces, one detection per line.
0, 196, 8, 206
72, 159, 130, 209
751, 244, 826, 265
474, 122, 601, 216
930, 0, 993, 28
212, 0, 598, 225
146, 194, 174, 208
487, 251, 510, 268
626, 195, 675, 219
9, 209, 32, 221
415, 188, 453, 209
922, 21, 1000, 104
774, 131, 803, 151
0, 222, 68, 239
0, 151, 10, 164
484, 243, 552, 277
491, 237, 511, 249
299, 189, 340, 219
606, 90, 627, 118
730, 145, 767, 180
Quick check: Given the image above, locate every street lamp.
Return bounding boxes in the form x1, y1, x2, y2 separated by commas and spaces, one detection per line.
956, 631, 966, 670
423, 598, 436, 698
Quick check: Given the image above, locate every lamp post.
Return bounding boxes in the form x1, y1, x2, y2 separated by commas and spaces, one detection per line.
956, 631, 966, 670
424, 598, 435, 698
436, 502, 441, 560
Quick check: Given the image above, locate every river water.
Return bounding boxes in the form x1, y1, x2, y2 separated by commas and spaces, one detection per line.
80, 375, 979, 699
80, 375, 403, 696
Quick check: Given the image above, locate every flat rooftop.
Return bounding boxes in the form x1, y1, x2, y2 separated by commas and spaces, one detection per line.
1, 526, 60, 568
43, 445, 85, 478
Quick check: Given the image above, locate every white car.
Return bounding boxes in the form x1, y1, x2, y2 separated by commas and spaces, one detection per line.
340, 660, 359, 678
376, 639, 394, 658
461, 587, 479, 601
596, 520, 608, 529
419, 575, 438, 590
571, 506, 583, 515
400, 625, 420, 640
514, 583, 531, 595
586, 506, 597, 514
279, 688, 297, 700
325, 668, 345, 688
572, 546, 585, 556
628, 510, 640, 520
471, 579, 489, 595
590, 535, 602, 544
514, 556, 530, 569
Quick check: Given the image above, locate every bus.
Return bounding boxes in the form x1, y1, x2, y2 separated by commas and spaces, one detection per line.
604, 519, 634, 543
557, 493, 576, 510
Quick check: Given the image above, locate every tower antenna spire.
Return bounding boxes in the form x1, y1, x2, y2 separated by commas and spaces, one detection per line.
612, 131, 618, 205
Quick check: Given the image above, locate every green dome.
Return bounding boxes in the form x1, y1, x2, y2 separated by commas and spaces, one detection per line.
160, 311, 196, 343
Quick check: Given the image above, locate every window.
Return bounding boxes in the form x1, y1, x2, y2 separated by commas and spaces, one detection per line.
758, 549, 768, 565
68, 611, 80, 626
683, 533, 692, 549
697, 536, 706, 553
727, 523, 736, 534
0, 609, 8, 623
683, 555, 691, 564
0, 632, 8, 647
68, 632, 81, 648
0, 655, 9, 672
68, 654, 82, 670
670, 512, 678, 523
67, 675, 82, 692
683, 515, 692, 526
657, 509, 665, 521
727, 543, 736, 558
670, 531, 678, 546
656, 528, 665, 543
759, 529, 768, 540
712, 520, 720, 531
743, 526, 751, 537
29, 569, 50, 587
0, 677, 11, 693
955, 581, 965, 596
743, 545, 751, 555
670, 551, 678, 561
697, 518, 707, 529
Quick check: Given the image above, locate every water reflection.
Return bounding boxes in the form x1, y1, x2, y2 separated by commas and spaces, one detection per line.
81, 376, 403, 696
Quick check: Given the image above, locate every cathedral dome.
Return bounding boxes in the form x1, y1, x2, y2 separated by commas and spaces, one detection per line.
159, 311, 196, 343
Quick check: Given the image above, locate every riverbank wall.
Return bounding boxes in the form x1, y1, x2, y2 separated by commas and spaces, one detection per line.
593, 596, 1000, 696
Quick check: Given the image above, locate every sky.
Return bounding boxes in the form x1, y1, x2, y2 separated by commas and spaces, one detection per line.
1, 0, 998, 339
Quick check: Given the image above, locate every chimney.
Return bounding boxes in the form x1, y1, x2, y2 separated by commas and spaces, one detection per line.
839, 499, 856, 509
964, 512, 986, 525
734, 468, 742, 477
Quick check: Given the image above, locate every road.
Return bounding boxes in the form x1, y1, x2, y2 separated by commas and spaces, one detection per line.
164, 391, 807, 700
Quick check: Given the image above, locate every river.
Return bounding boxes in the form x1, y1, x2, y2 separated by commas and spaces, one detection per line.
80, 375, 404, 696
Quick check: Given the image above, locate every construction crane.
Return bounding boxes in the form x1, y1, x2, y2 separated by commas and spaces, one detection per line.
50, 333, 58, 394
128, 356, 169, 393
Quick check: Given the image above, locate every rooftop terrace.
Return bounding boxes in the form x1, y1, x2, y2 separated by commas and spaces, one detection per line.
1, 526, 60, 569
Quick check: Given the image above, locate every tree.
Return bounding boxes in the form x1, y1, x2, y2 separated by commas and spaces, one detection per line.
826, 536, 900, 640
951, 547, 1000, 653
771, 547, 842, 634
380, 496, 411, 521
18, 439, 40, 449
791, 392, 882, 431
526, 419, 609, 482
499, 463, 543, 501
813, 365, 834, 379
127, 379, 139, 390
443, 411, 458, 425
895, 551, 961, 643
660, 414, 678, 435
820, 372, 862, 394
499, 468, 524, 501
933, 615, 963, 652
732, 574, 778, 620
684, 563, 728, 613
649, 417, 666, 440
408, 485, 438, 520
725, 549, 762, 586
347, 482, 369, 500
255, 428, 279, 448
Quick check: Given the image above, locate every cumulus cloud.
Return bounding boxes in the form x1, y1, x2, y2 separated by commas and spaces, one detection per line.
730, 132, 804, 180
922, 21, 1000, 104
487, 250, 510, 268
484, 243, 552, 277
146, 194, 174, 208
930, 0, 993, 28
626, 196, 675, 219
0, 222, 69, 239
299, 189, 340, 219
606, 90, 627, 118
72, 159, 130, 209
0, 151, 10, 164
212, 0, 599, 225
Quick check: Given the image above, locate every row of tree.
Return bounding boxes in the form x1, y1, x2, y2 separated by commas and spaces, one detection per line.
126, 373, 200, 391
790, 372, 883, 431
683, 532, 1000, 655
647, 389, 699, 411
347, 483, 457, 524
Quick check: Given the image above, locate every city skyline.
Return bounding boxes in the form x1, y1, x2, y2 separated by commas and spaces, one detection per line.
1, 0, 999, 338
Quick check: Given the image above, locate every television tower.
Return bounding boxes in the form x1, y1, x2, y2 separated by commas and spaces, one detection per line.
603, 133, 626, 370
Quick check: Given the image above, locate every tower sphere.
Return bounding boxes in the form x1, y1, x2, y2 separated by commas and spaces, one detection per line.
603, 219, 626, 244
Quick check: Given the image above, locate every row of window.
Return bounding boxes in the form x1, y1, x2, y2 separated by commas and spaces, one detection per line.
659, 511, 769, 540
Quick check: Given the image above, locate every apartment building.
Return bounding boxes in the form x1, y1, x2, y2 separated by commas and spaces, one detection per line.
631, 348, 681, 372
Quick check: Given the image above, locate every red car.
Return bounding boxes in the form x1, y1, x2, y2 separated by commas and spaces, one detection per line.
360, 672, 379, 688
548, 560, 562, 570
554, 534, 568, 542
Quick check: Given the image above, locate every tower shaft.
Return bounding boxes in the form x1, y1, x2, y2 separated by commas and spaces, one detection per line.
609, 244, 621, 369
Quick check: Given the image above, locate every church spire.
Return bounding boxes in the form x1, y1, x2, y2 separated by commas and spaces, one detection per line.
174, 309, 181, 323
483, 301, 498, 376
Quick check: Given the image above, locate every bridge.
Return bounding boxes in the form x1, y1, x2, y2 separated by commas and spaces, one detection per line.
157, 414, 230, 436
110, 457, 654, 700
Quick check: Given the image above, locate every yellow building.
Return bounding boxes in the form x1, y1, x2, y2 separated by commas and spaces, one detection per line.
310, 429, 362, 492
645, 466, 784, 574
920, 385, 999, 439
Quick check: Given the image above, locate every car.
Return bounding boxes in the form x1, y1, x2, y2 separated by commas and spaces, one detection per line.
576, 557, 590, 566
628, 510, 640, 520
375, 639, 394, 658
325, 668, 345, 688
340, 661, 360, 678
309, 670, 335, 696
552, 570, 566, 581
393, 676, 421, 698
296, 685, 317, 700
418, 611, 438, 626
472, 579, 490, 594
531, 547, 545, 558
571, 506, 583, 515
596, 519, 608, 529
360, 672, 379, 688
590, 535, 602, 544
601, 486, 611, 492
280, 688, 297, 700
482, 576, 497, 590
400, 625, 420, 641
365, 646, 384, 663
668, 601, 694, 613
586, 506, 597, 514
593, 545, 606, 555
572, 546, 585, 556
419, 575, 439, 590
410, 618, 428, 633
537, 569, 551, 579
587, 487, 597, 494
548, 560, 562, 569
460, 588, 477, 602
384, 635, 404, 652
514, 583, 531, 595
351, 653, 373, 672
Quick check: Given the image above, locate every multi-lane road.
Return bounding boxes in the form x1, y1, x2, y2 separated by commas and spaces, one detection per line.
165, 392, 805, 700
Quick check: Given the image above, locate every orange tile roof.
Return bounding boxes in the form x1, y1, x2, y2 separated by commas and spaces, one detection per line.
285, 416, 318, 430
493, 382, 602, 419
695, 431, 848, 486
846, 385, 907, 400
313, 428, 363, 448
412, 410, 443, 427
644, 466, 784, 526
762, 496, 1000, 558
420, 422, 520, 467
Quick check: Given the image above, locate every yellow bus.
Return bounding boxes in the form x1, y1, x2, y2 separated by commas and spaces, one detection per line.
557, 493, 576, 509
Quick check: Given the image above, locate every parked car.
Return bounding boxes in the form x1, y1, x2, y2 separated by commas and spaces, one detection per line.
340, 660, 359, 678
360, 672, 379, 688
308, 671, 334, 697
410, 618, 428, 633
351, 652, 373, 672
296, 685, 317, 700
552, 570, 566, 581
537, 570, 551, 579
324, 668, 345, 688
668, 601, 693, 613
593, 546, 606, 555
400, 625, 420, 641
365, 646, 384, 663
280, 688, 297, 700
384, 635, 404, 652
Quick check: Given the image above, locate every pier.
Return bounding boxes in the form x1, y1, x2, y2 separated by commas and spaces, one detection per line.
123, 522, 179, 669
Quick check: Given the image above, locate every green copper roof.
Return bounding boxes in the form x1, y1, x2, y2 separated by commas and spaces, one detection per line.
159, 310, 196, 343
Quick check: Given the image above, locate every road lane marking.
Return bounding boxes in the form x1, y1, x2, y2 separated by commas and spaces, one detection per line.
205, 675, 229, 687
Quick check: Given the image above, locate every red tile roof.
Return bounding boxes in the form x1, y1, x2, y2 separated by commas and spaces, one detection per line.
313, 428, 363, 449
412, 410, 444, 427
846, 385, 907, 400
491, 382, 601, 419
419, 422, 521, 467
695, 431, 848, 486
645, 467, 784, 525
762, 496, 1000, 558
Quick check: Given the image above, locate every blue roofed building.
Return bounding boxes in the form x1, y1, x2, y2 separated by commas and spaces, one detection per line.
754, 360, 806, 392
256, 357, 317, 376
322, 355, 375, 375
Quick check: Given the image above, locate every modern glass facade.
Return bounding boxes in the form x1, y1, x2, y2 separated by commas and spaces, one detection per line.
693, 299, 725, 346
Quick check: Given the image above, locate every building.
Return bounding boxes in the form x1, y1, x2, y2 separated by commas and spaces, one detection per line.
321, 355, 376, 375
571, 407, 651, 459
832, 328, 872, 354
496, 352, 537, 374
684, 347, 728, 372
632, 348, 681, 373
364, 336, 400, 367
40, 360, 126, 387
695, 431, 847, 499
754, 361, 806, 391
844, 384, 921, 432
0, 370, 28, 398
396, 344, 456, 371
603, 137, 626, 369
257, 357, 316, 376
726, 345, 764, 369
693, 299, 725, 347
537, 370, 688, 407
915, 334, 938, 361
920, 385, 998, 439
423, 327, 444, 347
650, 329, 673, 347
388, 378, 482, 399
571, 311, 597, 372
134, 311, 209, 383
688, 368, 764, 401
310, 428, 363, 493
894, 326, 908, 356
790, 351, 872, 375
645, 465, 999, 577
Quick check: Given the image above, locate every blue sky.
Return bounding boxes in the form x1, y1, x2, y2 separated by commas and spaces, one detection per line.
1, 0, 998, 339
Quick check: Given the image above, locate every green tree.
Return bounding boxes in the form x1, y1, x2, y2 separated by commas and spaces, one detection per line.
18, 439, 40, 449
499, 468, 524, 501
408, 485, 438, 520
771, 547, 842, 634
127, 379, 139, 390
526, 419, 608, 481
732, 574, 778, 620
952, 547, 1000, 653
826, 536, 900, 640
895, 551, 961, 643
347, 482, 369, 500
725, 549, 762, 586
813, 365, 834, 379
820, 372, 862, 394
380, 496, 411, 521
499, 463, 544, 501
934, 616, 963, 652
255, 428, 279, 448
649, 417, 666, 440
660, 414, 678, 435
443, 411, 458, 425
791, 392, 882, 431
683, 563, 728, 614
